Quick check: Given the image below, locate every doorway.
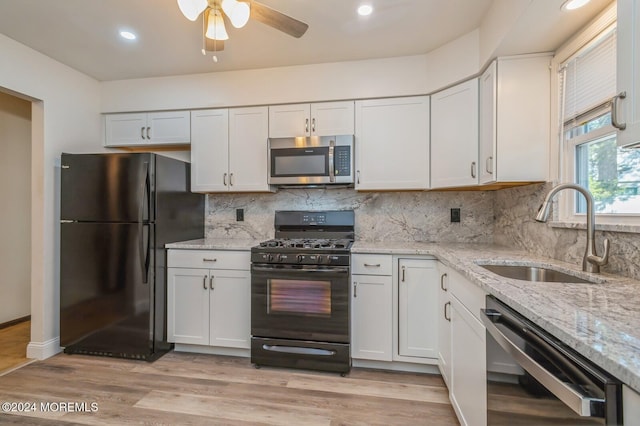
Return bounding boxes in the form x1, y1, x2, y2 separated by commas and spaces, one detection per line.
0, 90, 32, 373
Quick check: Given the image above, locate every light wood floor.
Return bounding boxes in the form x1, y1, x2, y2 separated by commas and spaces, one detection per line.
0, 351, 459, 425
0, 321, 31, 374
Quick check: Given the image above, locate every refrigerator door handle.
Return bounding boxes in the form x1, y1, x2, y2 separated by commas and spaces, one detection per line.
139, 161, 150, 283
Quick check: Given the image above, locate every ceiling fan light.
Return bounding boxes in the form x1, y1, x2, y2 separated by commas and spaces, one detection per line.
206, 9, 229, 40
221, 0, 251, 28
177, 0, 208, 21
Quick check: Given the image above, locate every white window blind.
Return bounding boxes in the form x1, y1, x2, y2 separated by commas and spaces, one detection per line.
562, 28, 617, 123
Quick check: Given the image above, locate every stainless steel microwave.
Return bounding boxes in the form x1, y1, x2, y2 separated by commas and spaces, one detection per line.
268, 135, 354, 186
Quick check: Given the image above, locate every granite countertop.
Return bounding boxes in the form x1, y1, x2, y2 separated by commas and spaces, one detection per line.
353, 241, 640, 394
165, 238, 260, 251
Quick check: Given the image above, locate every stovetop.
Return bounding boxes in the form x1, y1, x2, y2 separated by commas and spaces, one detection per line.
256, 238, 353, 251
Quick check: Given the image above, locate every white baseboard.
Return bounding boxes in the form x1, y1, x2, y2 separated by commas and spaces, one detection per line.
174, 344, 250, 358
26, 337, 62, 360
352, 358, 440, 374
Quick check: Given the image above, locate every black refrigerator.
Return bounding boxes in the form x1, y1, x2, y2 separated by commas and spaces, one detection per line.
59, 152, 204, 361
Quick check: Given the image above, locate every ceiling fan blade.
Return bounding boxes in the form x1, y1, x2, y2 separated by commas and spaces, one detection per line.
250, 1, 309, 38
205, 38, 225, 51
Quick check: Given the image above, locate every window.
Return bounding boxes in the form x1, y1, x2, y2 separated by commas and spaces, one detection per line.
560, 25, 640, 223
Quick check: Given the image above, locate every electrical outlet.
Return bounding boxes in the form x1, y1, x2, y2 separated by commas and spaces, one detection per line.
236, 208, 244, 222
450, 208, 461, 223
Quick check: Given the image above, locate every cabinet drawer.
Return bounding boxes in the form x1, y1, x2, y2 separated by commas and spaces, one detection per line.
351, 254, 392, 276
449, 268, 486, 321
168, 249, 250, 270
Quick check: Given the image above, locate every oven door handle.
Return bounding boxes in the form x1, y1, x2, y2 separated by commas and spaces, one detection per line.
262, 344, 337, 356
251, 265, 349, 274
481, 309, 604, 418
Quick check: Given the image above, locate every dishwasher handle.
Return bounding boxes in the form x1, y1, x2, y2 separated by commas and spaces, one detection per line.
481, 308, 604, 418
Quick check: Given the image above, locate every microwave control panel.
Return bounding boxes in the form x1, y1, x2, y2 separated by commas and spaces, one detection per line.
334, 146, 351, 176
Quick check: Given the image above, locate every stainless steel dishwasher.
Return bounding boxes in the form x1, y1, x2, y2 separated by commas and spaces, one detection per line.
482, 295, 623, 425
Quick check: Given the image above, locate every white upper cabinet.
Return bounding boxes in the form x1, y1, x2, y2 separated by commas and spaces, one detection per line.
191, 107, 270, 193
431, 79, 479, 188
355, 96, 430, 191
269, 101, 355, 138
228, 106, 270, 192
104, 111, 190, 147
616, 0, 640, 148
479, 55, 551, 184
191, 109, 229, 193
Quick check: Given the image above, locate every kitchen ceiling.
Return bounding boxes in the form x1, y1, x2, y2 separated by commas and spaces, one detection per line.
0, 0, 613, 82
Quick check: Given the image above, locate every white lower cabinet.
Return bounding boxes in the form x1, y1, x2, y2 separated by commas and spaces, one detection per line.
167, 249, 251, 349
351, 254, 393, 361
351, 254, 439, 365
447, 268, 488, 426
397, 258, 439, 360
437, 263, 452, 388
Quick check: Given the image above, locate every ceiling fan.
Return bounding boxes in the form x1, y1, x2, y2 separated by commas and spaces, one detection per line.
177, 0, 309, 54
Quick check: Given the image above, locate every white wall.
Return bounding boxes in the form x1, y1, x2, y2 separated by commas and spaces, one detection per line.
0, 33, 102, 359
0, 91, 31, 324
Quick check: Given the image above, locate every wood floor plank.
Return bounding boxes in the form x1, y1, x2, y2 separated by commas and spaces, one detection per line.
0, 320, 30, 374
0, 351, 460, 425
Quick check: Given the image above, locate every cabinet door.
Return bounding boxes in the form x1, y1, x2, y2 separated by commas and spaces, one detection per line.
269, 103, 311, 137
104, 113, 147, 146
450, 295, 487, 426
147, 111, 191, 145
398, 259, 439, 359
209, 269, 251, 349
311, 101, 355, 136
167, 268, 210, 345
355, 97, 430, 190
190, 109, 229, 192
437, 264, 451, 388
228, 106, 270, 192
351, 274, 393, 361
616, 0, 640, 148
479, 61, 497, 184
431, 79, 479, 188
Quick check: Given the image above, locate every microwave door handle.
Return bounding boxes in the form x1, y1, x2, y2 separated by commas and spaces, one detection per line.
328, 141, 335, 183
481, 309, 604, 417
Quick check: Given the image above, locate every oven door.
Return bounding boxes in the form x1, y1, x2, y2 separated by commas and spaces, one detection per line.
251, 263, 349, 343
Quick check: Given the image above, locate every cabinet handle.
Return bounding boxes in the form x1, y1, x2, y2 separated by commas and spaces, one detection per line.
203, 258, 217, 262
364, 263, 381, 267
210, 276, 214, 290
311, 118, 316, 133
611, 91, 627, 130
486, 156, 493, 174
229, 172, 234, 186
401, 266, 406, 282
202, 275, 207, 290
440, 273, 448, 291
146, 126, 151, 140
356, 170, 361, 184
223, 173, 228, 186
471, 161, 477, 178
353, 282, 357, 298
305, 118, 309, 133
444, 301, 451, 322
141, 127, 145, 140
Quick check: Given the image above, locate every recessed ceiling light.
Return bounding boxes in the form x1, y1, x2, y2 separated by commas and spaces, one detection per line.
357, 4, 373, 16
561, 0, 591, 11
119, 30, 137, 40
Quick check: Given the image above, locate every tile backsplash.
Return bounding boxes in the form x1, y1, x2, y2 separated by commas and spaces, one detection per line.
494, 183, 640, 281
205, 184, 639, 280
206, 188, 495, 243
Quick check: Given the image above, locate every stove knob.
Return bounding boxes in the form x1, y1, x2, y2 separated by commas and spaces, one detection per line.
265, 254, 274, 262
276, 254, 285, 262
296, 254, 304, 263
318, 255, 330, 265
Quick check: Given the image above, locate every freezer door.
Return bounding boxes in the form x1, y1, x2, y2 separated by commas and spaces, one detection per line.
60, 222, 155, 358
60, 153, 153, 223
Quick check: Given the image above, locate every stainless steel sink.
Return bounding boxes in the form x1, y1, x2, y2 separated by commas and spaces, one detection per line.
479, 264, 597, 284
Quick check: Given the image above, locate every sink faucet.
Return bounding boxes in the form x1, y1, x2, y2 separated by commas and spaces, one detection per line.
535, 183, 610, 273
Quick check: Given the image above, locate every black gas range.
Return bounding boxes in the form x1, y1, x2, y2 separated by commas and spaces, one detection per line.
250, 210, 355, 374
